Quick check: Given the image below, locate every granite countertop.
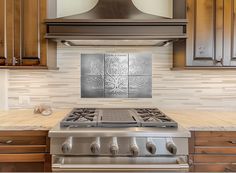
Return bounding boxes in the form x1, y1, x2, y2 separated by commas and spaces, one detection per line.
0, 109, 235, 131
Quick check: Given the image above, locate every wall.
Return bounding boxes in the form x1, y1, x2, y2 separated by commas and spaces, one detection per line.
0, 70, 8, 110
57, 0, 173, 18
4, 1, 236, 111
7, 45, 236, 111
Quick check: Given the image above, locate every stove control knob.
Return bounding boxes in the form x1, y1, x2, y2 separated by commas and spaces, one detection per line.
90, 137, 101, 154
130, 137, 139, 157
61, 137, 73, 154
166, 139, 177, 155
110, 137, 119, 156
146, 138, 156, 155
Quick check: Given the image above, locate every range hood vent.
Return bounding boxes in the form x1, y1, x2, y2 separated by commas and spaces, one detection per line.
45, 0, 187, 46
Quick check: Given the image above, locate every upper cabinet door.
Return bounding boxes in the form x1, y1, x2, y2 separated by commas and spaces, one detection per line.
224, 0, 236, 66
186, 0, 224, 67
22, 0, 39, 58
0, 0, 5, 59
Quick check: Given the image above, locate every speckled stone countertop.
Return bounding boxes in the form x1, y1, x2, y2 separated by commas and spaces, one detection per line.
0, 109, 235, 131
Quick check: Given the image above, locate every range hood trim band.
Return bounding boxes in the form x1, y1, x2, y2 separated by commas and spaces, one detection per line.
45, 0, 187, 44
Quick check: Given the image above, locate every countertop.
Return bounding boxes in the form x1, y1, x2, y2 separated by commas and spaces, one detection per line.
0, 109, 235, 131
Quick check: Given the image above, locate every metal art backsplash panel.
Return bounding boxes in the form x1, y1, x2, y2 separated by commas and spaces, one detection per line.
81, 53, 152, 98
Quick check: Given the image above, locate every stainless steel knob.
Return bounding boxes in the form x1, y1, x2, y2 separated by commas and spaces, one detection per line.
90, 137, 101, 154
130, 137, 139, 157
146, 138, 156, 155
61, 137, 73, 154
166, 139, 177, 155
110, 137, 119, 156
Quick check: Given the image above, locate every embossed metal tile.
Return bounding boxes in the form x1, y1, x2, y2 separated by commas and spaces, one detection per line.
129, 53, 152, 75
81, 53, 152, 98
105, 54, 128, 75
81, 76, 104, 98
81, 54, 104, 75
105, 75, 128, 98
129, 76, 152, 98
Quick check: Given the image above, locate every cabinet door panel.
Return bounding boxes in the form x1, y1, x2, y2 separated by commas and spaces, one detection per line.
187, 0, 215, 66
215, 0, 224, 63
0, 0, 5, 58
195, 0, 214, 58
224, 0, 236, 66
22, 0, 39, 58
6, 0, 14, 65
14, 0, 22, 60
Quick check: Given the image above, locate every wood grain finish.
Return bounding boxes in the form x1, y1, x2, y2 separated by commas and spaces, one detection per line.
6, 0, 14, 65
0, 130, 51, 172
39, 0, 47, 66
189, 131, 236, 172
0, 0, 5, 59
186, 0, 216, 66
14, 0, 21, 61
224, 0, 236, 66
195, 0, 214, 59
22, 0, 39, 58
192, 162, 236, 172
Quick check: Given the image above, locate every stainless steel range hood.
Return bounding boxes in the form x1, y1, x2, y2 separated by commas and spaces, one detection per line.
45, 0, 187, 46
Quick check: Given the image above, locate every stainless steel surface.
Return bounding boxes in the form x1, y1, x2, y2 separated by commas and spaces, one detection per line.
60, 108, 178, 128
50, 136, 189, 156
52, 156, 189, 172
50, 125, 190, 138
50, 108, 190, 172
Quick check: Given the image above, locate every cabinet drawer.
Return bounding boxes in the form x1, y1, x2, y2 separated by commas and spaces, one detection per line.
192, 163, 236, 172
0, 154, 46, 162
195, 132, 236, 146
195, 146, 236, 154
0, 145, 47, 154
192, 154, 236, 163
0, 131, 48, 145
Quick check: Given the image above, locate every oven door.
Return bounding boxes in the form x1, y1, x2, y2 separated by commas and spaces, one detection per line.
52, 156, 189, 172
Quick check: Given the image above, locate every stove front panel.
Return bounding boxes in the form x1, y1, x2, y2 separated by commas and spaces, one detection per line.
50, 136, 189, 156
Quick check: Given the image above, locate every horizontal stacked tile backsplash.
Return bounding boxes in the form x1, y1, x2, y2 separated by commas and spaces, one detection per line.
8, 45, 236, 111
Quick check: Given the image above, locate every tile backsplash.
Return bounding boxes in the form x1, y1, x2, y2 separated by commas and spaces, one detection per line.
81, 53, 152, 98
7, 45, 236, 111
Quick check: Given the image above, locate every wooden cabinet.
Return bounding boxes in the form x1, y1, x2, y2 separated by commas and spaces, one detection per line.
0, 131, 51, 172
0, 0, 48, 68
186, 0, 236, 67
189, 131, 236, 172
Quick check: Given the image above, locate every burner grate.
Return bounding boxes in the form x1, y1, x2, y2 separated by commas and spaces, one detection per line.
60, 108, 178, 128
135, 109, 178, 128
60, 108, 98, 127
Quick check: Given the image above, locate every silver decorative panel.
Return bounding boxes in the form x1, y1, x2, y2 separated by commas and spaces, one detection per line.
105, 54, 128, 75
81, 76, 104, 98
81, 54, 104, 75
105, 76, 128, 98
81, 53, 152, 98
129, 76, 152, 98
129, 53, 152, 75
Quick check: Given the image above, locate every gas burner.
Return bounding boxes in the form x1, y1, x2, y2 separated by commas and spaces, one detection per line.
135, 108, 178, 128
60, 108, 178, 128
61, 108, 98, 127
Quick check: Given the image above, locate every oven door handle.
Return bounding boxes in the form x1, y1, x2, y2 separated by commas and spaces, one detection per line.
52, 157, 189, 172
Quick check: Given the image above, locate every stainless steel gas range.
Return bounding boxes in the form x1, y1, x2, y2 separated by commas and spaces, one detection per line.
49, 108, 190, 172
